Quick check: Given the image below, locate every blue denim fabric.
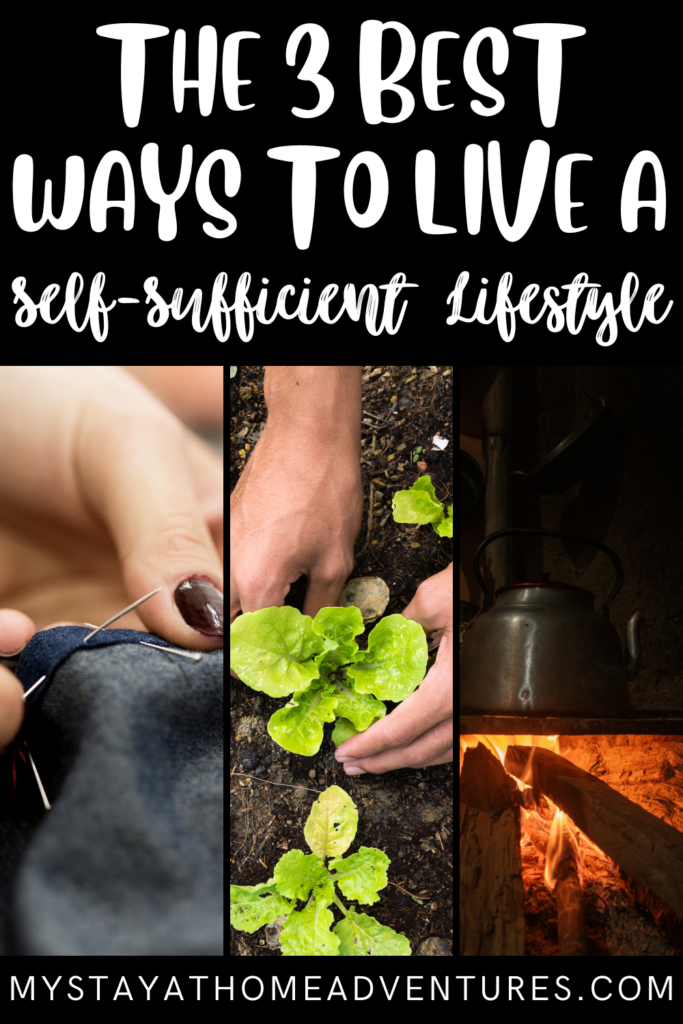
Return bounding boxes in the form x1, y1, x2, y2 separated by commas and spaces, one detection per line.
0, 627, 223, 955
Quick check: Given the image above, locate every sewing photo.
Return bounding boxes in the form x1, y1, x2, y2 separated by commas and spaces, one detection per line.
0, 365, 224, 956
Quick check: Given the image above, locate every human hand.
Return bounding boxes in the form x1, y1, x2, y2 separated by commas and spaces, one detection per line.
229, 415, 363, 677
0, 367, 223, 752
334, 562, 454, 774
121, 366, 224, 431
0, 610, 36, 753
0, 366, 223, 745
0, 666, 24, 754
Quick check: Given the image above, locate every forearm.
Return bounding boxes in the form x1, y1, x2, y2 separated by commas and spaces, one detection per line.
263, 367, 362, 449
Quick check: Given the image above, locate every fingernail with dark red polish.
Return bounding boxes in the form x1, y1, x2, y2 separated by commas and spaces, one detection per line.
174, 578, 224, 637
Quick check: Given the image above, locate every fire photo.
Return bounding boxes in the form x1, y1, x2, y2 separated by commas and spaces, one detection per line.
459, 366, 683, 980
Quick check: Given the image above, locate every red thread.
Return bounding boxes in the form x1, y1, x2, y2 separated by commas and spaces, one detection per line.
1, 741, 28, 808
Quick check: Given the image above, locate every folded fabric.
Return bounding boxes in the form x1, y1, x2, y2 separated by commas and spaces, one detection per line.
0, 627, 223, 955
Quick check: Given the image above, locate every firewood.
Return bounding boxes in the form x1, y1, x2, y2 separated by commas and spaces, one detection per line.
555, 856, 587, 955
505, 745, 683, 918
460, 743, 524, 955
559, 735, 683, 831
523, 815, 586, 953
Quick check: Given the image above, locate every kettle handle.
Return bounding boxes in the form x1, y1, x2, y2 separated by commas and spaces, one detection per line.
474, 528, 624, 618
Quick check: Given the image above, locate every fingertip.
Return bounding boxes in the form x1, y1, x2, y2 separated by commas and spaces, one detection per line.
126, 575, 224, 653
0, 609, 36, 657
0, 665, 26, 750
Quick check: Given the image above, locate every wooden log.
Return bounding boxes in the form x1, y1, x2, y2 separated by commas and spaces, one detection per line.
522, 813, 586, 953
505, 745, 683, 918
555, 857, 586, 955
460, 743, 524, 955
524, 821, 549, 858
559, 735, 683, 831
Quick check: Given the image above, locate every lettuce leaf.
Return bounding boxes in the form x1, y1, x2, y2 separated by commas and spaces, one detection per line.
230, 603, 428, 755
230, 605, 326, 697
330, 678, 387, 731
331, 716, 383, 747
268, 679, 339, 756
331, 717, 360, 747
229, 879, 295, 934
334, 910, 412, 955
434, 504, 453, 538
274, 849, 331, 901
303, 784, 358, 860
280, 902, 340, 956
392, 474, 452, 538
329, 846, 390, 905
313, 605, 365, 650
392, 475, 443, 525
345, 614, 427, 701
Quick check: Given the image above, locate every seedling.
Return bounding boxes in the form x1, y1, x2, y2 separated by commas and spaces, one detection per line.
392, 474, 453, 538
230, 605, 427, 755
230, 785, 412, 955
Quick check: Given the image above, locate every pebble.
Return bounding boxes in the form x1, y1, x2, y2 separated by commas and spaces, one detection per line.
415, 936, 452, 956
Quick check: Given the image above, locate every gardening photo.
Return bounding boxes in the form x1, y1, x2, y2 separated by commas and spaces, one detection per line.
230, 366, 454, 956
0, 365, 224, 956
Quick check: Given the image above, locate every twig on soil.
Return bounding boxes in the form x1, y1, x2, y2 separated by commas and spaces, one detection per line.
358, 478, 375, 558
250, 817, 276, 861
230, 770, 323, 795
390, 879, 435, 899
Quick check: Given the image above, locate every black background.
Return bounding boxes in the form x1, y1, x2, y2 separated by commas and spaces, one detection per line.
7, 4, 677, 353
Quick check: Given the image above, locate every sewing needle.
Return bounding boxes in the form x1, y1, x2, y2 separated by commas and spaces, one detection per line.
18, 675, 51, 809
22, 740, 51, 810
82, 587, 162, 642
86, 623, 202, 659
139, 641, 202, 661
22, 675, 47, 700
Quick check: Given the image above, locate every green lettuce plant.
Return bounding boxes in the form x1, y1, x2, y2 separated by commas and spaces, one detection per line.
392, 474, 453, 538
230, 604, 427, 755
230, 785, 411, 955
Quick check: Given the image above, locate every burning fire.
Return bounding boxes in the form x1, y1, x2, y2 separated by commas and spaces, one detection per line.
461, 734, 614, 887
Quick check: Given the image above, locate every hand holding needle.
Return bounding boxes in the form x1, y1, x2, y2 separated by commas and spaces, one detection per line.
2, 586, 206, 809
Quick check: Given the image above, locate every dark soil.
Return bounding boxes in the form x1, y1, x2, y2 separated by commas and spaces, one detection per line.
229, 365, 454, 955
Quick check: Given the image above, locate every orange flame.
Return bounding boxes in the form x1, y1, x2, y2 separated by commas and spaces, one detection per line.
544, 807, 584, 886
461, 733, 609, 887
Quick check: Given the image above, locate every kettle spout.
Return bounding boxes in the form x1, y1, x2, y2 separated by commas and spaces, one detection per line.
625, 611, 644, 682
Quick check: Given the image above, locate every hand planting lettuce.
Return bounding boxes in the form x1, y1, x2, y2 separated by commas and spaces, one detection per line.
392, 474, 453, 538
230, 784, 412, 955
230, 604, 427, 755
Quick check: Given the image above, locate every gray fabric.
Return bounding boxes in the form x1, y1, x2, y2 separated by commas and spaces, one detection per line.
1, 641, 223, 955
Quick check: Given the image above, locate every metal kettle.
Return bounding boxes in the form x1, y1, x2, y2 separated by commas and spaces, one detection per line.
460, 528, 643, 716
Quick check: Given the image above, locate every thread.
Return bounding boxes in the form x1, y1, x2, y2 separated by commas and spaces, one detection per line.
0, 740, 28, 809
